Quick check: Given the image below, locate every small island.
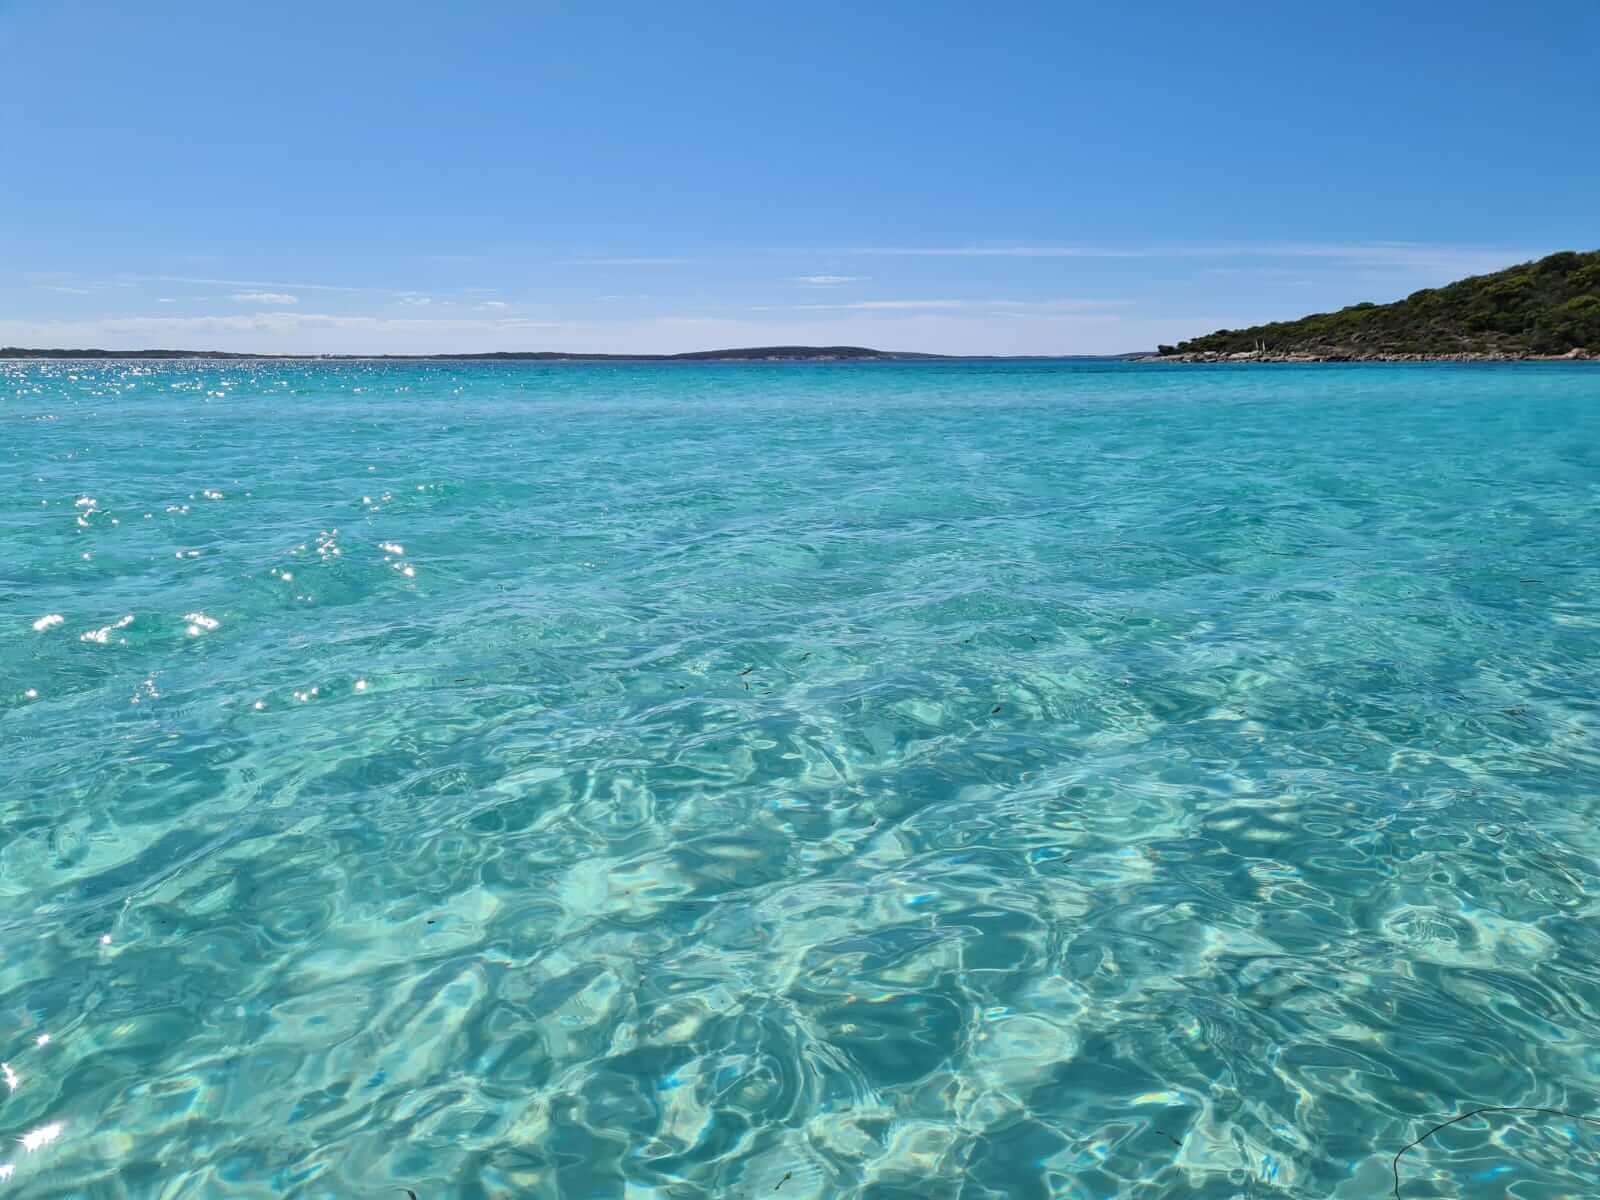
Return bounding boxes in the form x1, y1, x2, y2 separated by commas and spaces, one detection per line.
1150, 249, 1600, 362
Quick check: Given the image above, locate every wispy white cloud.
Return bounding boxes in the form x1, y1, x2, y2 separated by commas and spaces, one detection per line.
157, 298, 177, 304
792, 274, 863, 286
845, 242, 1545, 275
33, 277, 136, 294
232, 291, 298, 306
848, 246, 1146, 259
477, 300, 509, 310
801, 299, 970, 311
133, 274, 361, 293
1202, 265, 1322, 277
0, 308, 1227, 356
841, 243, 1338, 260
396, 293, 433, 307
0, 311, 582, 341
563, 257, 691, 266
762, 297, 1130, 313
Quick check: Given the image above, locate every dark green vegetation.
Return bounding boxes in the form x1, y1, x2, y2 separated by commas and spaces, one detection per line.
1160, 250, 1600, 359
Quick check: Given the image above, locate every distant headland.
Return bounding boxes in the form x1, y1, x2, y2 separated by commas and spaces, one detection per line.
1148, 249, 1600, 362
0, 346, 1171, 363
0, 346, 1167, 364
0, 344, 965, 363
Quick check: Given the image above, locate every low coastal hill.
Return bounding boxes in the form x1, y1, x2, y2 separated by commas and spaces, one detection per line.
1155, 249, 1600, 361
0, 345, 948, 363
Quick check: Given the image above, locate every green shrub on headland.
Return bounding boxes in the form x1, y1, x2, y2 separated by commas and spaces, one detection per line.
1161, 249, 1600, 359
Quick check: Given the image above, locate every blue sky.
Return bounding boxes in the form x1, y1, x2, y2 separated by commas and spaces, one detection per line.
2, 0, 1595, 355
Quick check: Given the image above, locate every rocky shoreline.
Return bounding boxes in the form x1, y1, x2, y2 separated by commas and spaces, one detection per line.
1140, 347, 1595, 364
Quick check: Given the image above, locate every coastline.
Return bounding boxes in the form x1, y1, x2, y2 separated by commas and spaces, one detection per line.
0, 345, 944, 364
1141, 348, 1596, 364
4, 346, 1592, 365
0, 347, 1140, 364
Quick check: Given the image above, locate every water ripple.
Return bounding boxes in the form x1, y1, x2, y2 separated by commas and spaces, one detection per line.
2, 359, 1599, 1196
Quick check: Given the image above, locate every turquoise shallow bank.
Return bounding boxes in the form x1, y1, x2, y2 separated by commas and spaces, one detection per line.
2, 359, 1600, 1198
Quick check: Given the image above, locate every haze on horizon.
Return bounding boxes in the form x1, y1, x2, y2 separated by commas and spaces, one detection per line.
3, 0, 1595, 357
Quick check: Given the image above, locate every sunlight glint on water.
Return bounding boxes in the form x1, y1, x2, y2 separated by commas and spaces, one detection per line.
2, 359, 1599, 1198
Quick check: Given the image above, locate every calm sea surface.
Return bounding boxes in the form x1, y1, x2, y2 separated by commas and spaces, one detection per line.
3, 359, 1599, 1198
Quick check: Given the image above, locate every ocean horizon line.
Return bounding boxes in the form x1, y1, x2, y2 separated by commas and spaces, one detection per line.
0, 344, 1152, 363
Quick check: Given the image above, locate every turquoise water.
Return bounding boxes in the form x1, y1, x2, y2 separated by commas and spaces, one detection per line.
3, 359, 1599, 1198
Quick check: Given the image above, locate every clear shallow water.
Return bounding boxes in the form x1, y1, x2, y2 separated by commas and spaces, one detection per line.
2, 359, 1599, 1199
